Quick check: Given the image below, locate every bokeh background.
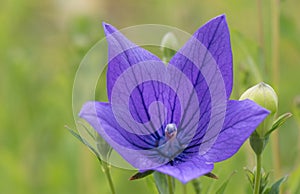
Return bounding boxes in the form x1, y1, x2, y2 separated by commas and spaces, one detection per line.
1, 0, 300, 193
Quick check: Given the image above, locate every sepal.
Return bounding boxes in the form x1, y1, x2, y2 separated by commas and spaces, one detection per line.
263, 176, 288, 194
249, 130, 269, 155
265, 112, 292, 136
130, 170, 154, 180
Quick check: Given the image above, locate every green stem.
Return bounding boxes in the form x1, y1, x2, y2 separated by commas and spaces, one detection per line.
167, 175, 174, 194
101, 160, 116, 194
182, 183, 187, 194
271, 0, 280, 89
254, 154, 262, 194
257, 0, 265, 73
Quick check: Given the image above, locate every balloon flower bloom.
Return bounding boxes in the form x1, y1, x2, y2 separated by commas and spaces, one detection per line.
79, 15, 269, 183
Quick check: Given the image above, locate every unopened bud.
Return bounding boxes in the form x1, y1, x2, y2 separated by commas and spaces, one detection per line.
161, 32, 179, 63
240, 82, 278, 137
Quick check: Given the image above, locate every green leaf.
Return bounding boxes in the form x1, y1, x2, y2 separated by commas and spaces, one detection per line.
66, 125, 101, 162
215, 171, 236, 194
78, 120, 96, 140
263, 188, 271, 194
267, 176, 288, 194
260, 171, 271, 193
130, 170, 154, 180
244, 167, 255, 188
153, 172, 169, 194
244, 167, 270, 193
266, 112, 292, 136
74, 121, 112, 162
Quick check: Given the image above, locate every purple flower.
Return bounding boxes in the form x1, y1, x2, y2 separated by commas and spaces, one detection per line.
79, 15, 269, 183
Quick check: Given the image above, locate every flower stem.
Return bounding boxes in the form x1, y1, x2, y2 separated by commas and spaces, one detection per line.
253, 154, 262, 194
257, 0, 265, 74
167, 175, 174, 194
100, 160, 116, 194
271, 0, 280, 89
182, 183, 187, 194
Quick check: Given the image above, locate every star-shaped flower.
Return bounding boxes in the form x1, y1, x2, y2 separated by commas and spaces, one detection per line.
79, 15, 269, 183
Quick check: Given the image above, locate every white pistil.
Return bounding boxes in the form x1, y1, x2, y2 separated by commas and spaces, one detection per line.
165, 123, 177, 140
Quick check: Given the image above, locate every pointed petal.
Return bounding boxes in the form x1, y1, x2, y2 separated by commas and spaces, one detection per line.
79, 101, 162, 168
170, 15, 232, 98
203, 100, 270, 162
79, 101, 158, 149
167, 15, 231, 150
103, 22, 161, 100
155, 155, 214, 184
103, 23, 182, 131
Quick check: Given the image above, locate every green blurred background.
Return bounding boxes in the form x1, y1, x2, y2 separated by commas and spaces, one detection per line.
1, 0, 300, 193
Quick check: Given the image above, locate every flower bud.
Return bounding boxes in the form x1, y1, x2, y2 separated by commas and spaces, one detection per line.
240, 82, 278, 137
160, 32, 179, 63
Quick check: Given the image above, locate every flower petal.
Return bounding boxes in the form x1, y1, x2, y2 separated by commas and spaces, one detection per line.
79, 101, 157, 150
104, 23, 182, 133
167, 15, 231, 151
202, 100, 270, 162
169, 15, 232, 98
79, 101, 180, 169
79, 102, 156, 168
155, 155, 213, 184
103, 22, 161, 100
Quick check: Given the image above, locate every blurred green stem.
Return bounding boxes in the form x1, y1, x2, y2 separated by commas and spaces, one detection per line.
271, 0, 280, 89
182, 183, 187, 194
167, 175, 174, 194
257, 0, 265, 73
254, 154, 262, 194
100, 160, 116, 194
271, 0, 281, 179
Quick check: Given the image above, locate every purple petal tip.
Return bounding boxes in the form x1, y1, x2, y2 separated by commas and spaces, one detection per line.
211, 14, 226, 23
102, 22, 116, 35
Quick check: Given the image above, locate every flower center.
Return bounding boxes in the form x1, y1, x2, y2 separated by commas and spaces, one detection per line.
164, 123, 177, 140
154, 123, 183, 162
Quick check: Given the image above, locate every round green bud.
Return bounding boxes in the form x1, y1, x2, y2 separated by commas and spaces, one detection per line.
160, 32, 179, 63
240, 82, 278, 137
240, 82, 278, 114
